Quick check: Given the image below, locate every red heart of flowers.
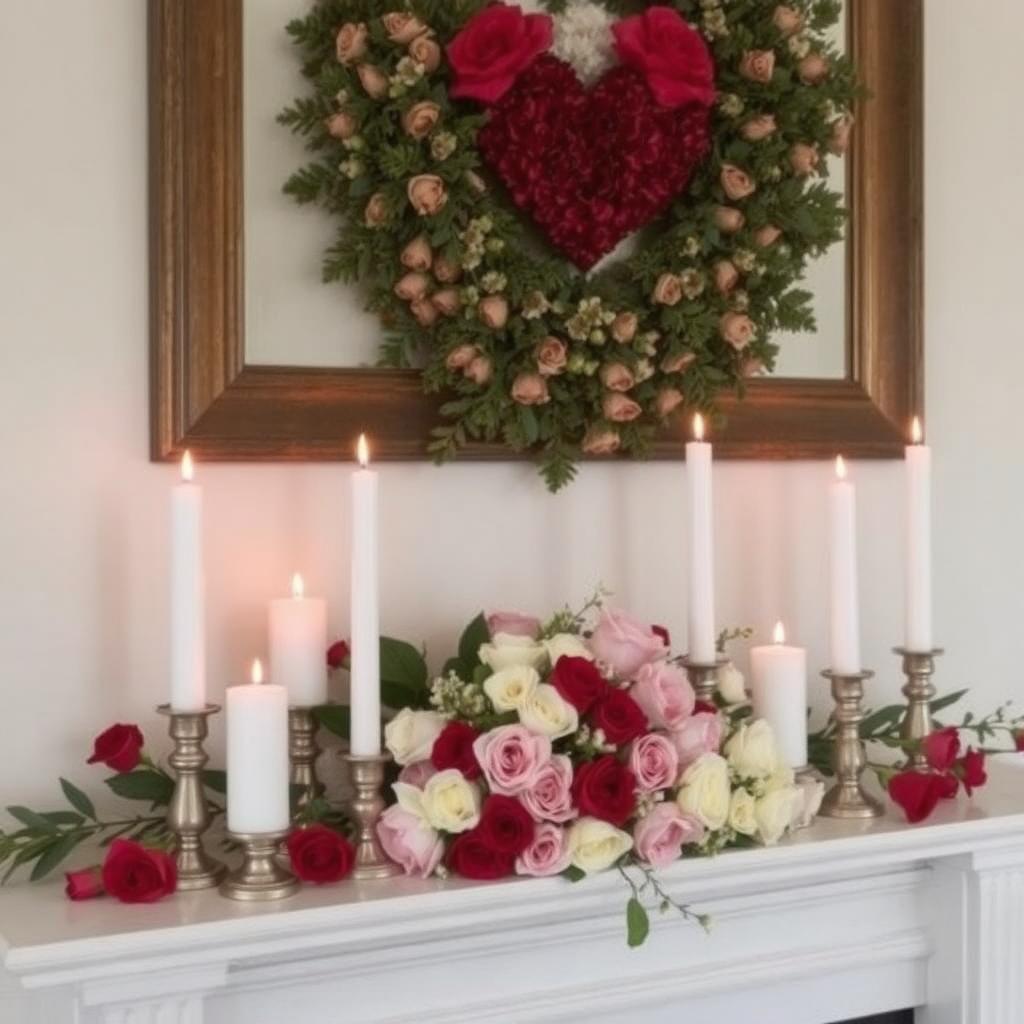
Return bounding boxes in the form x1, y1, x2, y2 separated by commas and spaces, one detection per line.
478, 56, 711, 271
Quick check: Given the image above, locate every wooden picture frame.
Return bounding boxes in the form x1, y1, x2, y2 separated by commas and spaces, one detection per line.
150, 0, 923, 463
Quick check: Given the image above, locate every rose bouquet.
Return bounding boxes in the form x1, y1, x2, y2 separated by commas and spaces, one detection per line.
375, 595, 819, 944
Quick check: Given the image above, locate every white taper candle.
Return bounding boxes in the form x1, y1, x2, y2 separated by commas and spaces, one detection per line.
905, 417, 933, 652
170, 451, 206, 711
829, 456, 861, 675
686, 414, 716, 664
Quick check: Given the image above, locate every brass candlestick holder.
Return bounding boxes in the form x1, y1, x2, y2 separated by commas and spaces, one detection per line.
220, 831, 298, 901
820, 670, 884, 819
344, 753, 401, 880
682, 655, 728, 704
895, 647, 944, 771
288, 706, 325, 808
156, 704, 226, 891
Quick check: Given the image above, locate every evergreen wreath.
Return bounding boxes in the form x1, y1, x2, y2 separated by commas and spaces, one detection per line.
280, 0, 857, 490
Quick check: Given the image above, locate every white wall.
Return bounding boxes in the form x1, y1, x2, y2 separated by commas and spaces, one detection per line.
1, 1, 1022, 815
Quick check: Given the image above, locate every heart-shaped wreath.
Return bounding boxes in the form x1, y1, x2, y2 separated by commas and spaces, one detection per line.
281, 0, 857, 489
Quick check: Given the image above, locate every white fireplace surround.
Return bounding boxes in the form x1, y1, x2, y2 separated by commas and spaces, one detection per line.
2, 756, 1024, 1024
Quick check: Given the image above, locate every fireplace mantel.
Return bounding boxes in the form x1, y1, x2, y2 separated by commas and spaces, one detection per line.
4, 757, 1024, 1024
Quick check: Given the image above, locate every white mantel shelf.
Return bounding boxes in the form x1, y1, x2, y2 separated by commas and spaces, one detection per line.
4, 758, 1024, 1024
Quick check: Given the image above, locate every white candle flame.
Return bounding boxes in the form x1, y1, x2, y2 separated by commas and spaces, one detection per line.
693, 413, 705, 442
357, 433, 370, 468
181, 450, 194, 482
251, 658, 264, 685
291, 573, 304, 599
835, 455, 847, 480
773, 621, 786, 645
911, 416, 923, 445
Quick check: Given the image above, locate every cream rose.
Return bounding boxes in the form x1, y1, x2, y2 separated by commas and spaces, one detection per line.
385, 708, 446, 766
535, 336, 567, 376
756, 786, 801, 845
409, 34, 442, 73
400, 235, 433, 272
721, 164, 756, 201
728, 788, 758, 836
720, 312, 757, 351
611, 312, 638, 344
717, 662, 748, 704
791, 777, 826, 829
335, 22, 368, 65
382, 12, 429, 45
479, 633, 548, 673
676, 753, 731, 831
519, 684, 579, 740
739, 49, 775, 84
407, 174, 448, 216
484, 665, 541, 712
725, 719, 781, 780
543, 633, 593, 665
567, 817, 633, 874
402, 101, 441, 140
421, 769, 482, 833
652, 273, 683, 306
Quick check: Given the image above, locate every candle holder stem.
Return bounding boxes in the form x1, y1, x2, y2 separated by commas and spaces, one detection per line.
682, 656, 728, 704
220, 831, 298, 901
344, 754, 401, 880
820, 671, 884, 819
288, 707, 324, 810
157, 704, 227, 890
895, 648, 943, 772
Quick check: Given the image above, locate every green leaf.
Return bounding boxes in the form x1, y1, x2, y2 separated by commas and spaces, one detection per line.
931, 690, 969, 714
626, 897, 650, 948
381, 680, 422, 710
859, 704, 904, 736
30, 832, 85, 882
562, 864, 585, 882
60, 778, 97, 821
6, 806, 58, 833
41, 811, 84, 827
458, 613, 490, 673
315, 704, 351, 740
201, 770, 227, 795
104, 771, 175, 806
380, 637, 428, 694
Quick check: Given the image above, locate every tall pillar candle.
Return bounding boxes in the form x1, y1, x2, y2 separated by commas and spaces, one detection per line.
269, 573, 328, 707
226, 660, 290, 834
905, 417, 933, 652
829, 456, 861, 675
750, 622, 808, 768
350, 435, 380, 756
170, 452, 206, 711
686, 414, 716, 664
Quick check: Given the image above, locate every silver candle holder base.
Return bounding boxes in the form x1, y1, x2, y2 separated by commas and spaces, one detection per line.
344, 753, 401, 880
820, 670, 884, 819
288, 706, 325, 809
682, 655, 728, 704
220, 831, 299, 901
895, 647, 944, 772
156, 704, 227, 891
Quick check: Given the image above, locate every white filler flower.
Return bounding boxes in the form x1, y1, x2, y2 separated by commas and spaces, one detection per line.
518, 0, 619, 86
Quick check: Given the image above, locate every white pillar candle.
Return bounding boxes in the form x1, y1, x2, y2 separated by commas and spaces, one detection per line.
829, 456, 861, 675
686, 414, 716, 665
226, 659, 290, 834
750, 622, 809, 769
905, 417, 933, 652
269, 573, 328, 707
170, 452, 206, 711
350, 435, 380, 756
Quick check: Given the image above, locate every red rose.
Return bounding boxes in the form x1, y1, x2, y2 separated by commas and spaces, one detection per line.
958, 748, 987, 796
612, 6, 715, 111
572, 755, 636, 827
286, 825, 355, 884
591, 689, 648, 746
431, 721, 482, 779
64, 866, 104, 902
1016, 731, 1024, 752
447, 829, 516, 880
326, 639, 350, 669
651, 624, 671, 648
888, 771, 955, 824
87, 724, 144, 773
447, 3, 553, 105
922, 726, 960, 772
694, 700, 718, 716
101, 839, 176, 904
551, 656, 607, 713
477, 795, 535, 856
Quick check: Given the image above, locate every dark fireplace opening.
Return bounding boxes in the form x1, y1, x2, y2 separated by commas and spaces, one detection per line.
831, 1014, 914, 1024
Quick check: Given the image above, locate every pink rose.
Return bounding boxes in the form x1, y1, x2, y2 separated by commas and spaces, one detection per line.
521, 754, 577, 822
829, 114, 854, 156
656, 388, 684, 418
473, 724, 551, 795
652, 273, 682, 306
432, 288, 462, 317
755, 224, 782, 248
612, 7, 715, 110
407, 175, 448, 216
487, 611, 541, 638
713, 206, 745, 233
410, 297, 439, 327
394, 272, 430, 302
582, 426, 621, 456
772, 5, 803, 37
466, 355, 493, 385
741, 357, 767, 378
382, 12, 429, 45
633, 803, 704, 868
325, 111, 357, 140
516, 822, 571, 877
511, 372, 550, 406
601, 363, 635, 392
721, 164, 756, 201
364, 193, 389, 228
398, 760, 438, 788
739, 49, 775, 84
720, 311, 757, 351
433, 255, 462, 283
713, 260, 739, 295
409, 35, 442, 73
798, 53, 830, 85
603, 393, 642, 423
446, 344, 478, 371
376, 805, 444, 878
447, 4, 553, 105
589, 608, 665, 678
611, 313, 638, 344
790, 143, 820, 177
661, 351, 696, 375
536, 336, 568, 377
740, 114, 777, 142
357, 64, 389, 100
479, 295, 509, 329
670, 710, 723, 768
629, 733, 680, 793
402, 101, 441, 140
335, 22, 368, 65
631, 661, 695, 730
401, 235, 433, 272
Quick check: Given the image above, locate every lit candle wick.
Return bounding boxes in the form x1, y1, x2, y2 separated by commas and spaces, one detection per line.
356, 433, 370, 468
291, 573, 304, 599
773, 621, 786, 645
693, 413, 705, 442
835, 454, 847, 480
251, 658, 264, 685
911, 416, 923, 445
181, 450, 194, 482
